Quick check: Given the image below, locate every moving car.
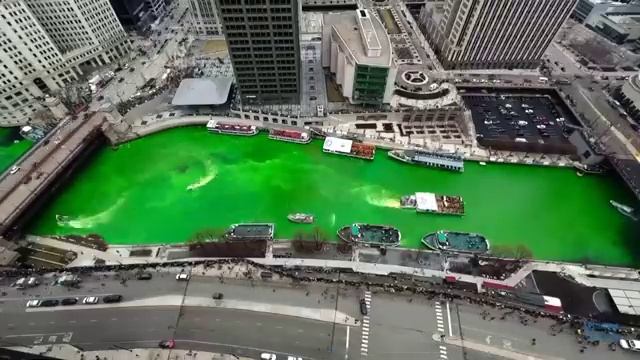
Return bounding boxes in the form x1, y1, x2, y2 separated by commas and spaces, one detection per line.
136, 272, 152, 280
619, 339, 640, 351
212, 292, 224, 300
158, 339, 175, 349
41, 299, 59, 307
9, 166, 19, 175
102, 294, 122, 303
61, 297, 78, 305
26, 300, 41, 308
360, 299, 368, 315
176, 273, 190, 281
260, 354, 276, 360
82, 296, 99, 305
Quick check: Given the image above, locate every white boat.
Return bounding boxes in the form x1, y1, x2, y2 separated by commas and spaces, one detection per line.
479, 161, 487, 166
610, 200, 638, 221
287, 213, 314, 224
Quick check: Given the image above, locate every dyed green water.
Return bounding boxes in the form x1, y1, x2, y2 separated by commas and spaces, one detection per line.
0, 128, 32, 172
27, 127, 639, 266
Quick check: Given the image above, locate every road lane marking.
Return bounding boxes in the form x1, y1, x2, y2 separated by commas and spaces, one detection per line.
49, 322, 55, 325
28, 323, 35, 326
345, 326, 350, 360
446, 301, 453, 337
33, 337, 43, 344
68, 320, 76, 324
111, 318, 117, 321
90, 319, 97, 322
434, 301, 448, 360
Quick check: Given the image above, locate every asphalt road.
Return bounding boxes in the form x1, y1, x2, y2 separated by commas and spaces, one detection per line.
1, 269, 638, 360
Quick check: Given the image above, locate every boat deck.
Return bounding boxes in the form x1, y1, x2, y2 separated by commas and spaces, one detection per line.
227, 223, 274, 240
338, 225, 400, 246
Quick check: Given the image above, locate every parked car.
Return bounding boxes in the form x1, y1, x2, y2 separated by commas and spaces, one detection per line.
9, 166, 19, 175
26, 300, 41, 308
82, 296, 99, 305
102, 294, 122, 303
136, 272, 152, 280
13, 276, 39, 289
287, 357, 302, 360
41, 299, 59, 307
619, 339, 640, 351
260, 353, 276, 360
158, 339, 175, 349
176, 273, 190, 281
212, 292, 224, 300
61, 297, 78, 306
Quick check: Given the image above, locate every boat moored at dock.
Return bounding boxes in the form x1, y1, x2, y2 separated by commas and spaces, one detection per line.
206, 120, 258, 136
224, 223, 275, 240
610, 200, 638, 221
389, 149, 464, 172
269, 129, 311, 144
422, 230, 489, 254
323, 137, 375, 160
400, 192, 465, 216
287, 213, 314, 224
337, 223, 401, 247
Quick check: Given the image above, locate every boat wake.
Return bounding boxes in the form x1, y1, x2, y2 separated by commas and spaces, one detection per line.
352, 185, 401, 209
56, 198, 125, 229
330, 213, 336, 226
186, 161, 218, 191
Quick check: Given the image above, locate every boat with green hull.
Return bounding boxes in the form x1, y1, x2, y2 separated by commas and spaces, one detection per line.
422, 230, 489, 254
338, 223, 401, 247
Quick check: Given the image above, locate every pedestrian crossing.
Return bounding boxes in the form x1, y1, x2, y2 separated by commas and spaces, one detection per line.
360, 290, 372, 357
435, 301, 448, 360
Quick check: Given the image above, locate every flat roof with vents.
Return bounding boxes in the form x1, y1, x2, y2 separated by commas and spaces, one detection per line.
325, 11, 392, 67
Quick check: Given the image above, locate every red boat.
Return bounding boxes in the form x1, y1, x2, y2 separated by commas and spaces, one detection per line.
206, 120, 258, 136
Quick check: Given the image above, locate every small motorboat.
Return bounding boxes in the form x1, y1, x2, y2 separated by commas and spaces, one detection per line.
479, 161, 487, 166
287, 213, 314, 224
610, 200, 638, 221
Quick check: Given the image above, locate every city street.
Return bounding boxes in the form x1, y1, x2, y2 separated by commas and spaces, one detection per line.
0, 268, 638, 359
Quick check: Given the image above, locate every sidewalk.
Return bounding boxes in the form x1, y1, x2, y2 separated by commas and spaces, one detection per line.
8, 345, 252, 360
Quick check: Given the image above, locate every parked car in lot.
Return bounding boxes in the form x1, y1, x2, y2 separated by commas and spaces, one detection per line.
82, 296, 99, 305
61, 297, 78, 305
136, 272, 152, 280
176, 273, 190, 281
26, 300, 41, 308
41, 299, 59, 307
620, 339, 640, 351
102, 294, 122, 303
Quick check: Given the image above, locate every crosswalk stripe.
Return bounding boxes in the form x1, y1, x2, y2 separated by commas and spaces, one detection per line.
440, 349, 447, 354
440, 346, 447, 350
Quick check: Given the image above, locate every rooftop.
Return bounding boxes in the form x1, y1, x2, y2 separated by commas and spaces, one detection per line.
325, 11, 392, 67
171, 78, 233, 106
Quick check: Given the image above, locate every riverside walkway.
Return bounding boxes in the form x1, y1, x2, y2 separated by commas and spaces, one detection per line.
0, 113, 109, 236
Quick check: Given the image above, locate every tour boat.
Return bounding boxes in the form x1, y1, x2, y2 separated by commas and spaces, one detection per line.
337, 223, 401, 247
400, 192, 465, 216
388, 149, 464, 172
269, 129, 312, 144
287, 213, 314, 224
422, 230, 489, 254
206, 120, 258, 136
224, 223, 275, 240
323, 137, 375, 160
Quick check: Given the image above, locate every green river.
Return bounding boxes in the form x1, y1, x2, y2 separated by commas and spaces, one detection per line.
26, 126, 640, 266
0, 128, 32, 172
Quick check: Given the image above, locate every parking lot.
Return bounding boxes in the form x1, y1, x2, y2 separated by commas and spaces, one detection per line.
463, 92, 578, 154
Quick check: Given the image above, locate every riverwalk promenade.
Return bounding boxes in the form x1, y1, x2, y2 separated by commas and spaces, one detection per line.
112, 113, 576, 168
26, 235, 640, 296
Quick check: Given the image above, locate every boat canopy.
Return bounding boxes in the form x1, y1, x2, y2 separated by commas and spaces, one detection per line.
324, 137, 353, 154
415, 192, 438, 212
206, 120, 216, 129
351, 224, 360, 236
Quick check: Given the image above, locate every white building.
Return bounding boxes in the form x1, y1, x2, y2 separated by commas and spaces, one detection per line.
322, 10, 396, 105
187, 0, 222, 36
0, 0, 131, 126
418, 0, 577, 70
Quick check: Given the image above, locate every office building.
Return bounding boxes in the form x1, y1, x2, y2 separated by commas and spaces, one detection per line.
322, 10, 396, 105
0, 0, 131, 125
188, 0, 223, 36
418, 0, 577, 69
110, 0, 155, 33
218, 0, 301, 104
572, 0, 626, 23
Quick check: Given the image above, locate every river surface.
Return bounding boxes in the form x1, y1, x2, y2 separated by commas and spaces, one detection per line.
27, 127, 639, 266
0, 128, 32, 172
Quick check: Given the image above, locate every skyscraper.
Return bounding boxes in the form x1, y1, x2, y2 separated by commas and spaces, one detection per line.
0, 0, 130, 125
188, 0, 223, 36
419, 0, 577, 69
217, 0, 301, 105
